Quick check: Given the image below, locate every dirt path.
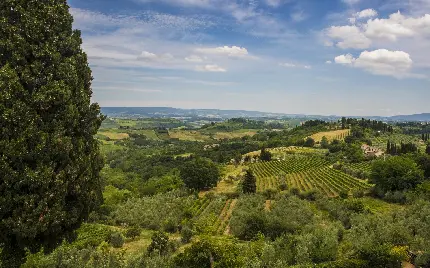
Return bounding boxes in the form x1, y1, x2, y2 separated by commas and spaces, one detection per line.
264, 200, 271, 211
222, 199, 238, 235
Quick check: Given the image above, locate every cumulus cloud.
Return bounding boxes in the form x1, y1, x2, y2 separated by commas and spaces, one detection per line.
185, 55, 204, 62
364, 11, 430, 41
334, 49, 414, 78
196, 46, 249, 57
326, 25, 371, 49
325, 11, 430, 49
334, 54, 356, 64
356, 9, 378, 19
196, 64, 227, 72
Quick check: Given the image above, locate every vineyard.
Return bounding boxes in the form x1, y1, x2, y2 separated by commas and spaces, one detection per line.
191, 197, 237, 235
310, 129, 350, 142
285, 167, 372, 197
251, 156, 373, 196
251, 156, 329, 178
372, 133, 423, 150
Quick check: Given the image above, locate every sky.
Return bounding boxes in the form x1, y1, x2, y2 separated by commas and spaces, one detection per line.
67, 0, 430, 116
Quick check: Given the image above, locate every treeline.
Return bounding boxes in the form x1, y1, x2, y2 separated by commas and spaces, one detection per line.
386, 141, 419, 155
341, 117, 394, 133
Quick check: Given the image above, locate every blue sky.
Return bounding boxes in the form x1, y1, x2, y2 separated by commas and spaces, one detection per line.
67, 0, 430, 116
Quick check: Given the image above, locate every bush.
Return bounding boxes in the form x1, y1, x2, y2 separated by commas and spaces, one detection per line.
148, 231, 169, 255
278, 183, 288, 191
383, 191, 407, 204
263, 188, 278, 200
72, 224, 113, 249
290, 187, 300, 196
109, 232, 124, 248
339, 191, 349, 199
181, 226, 194, 244
352, 190, 365, 198
125, 226, 141, 239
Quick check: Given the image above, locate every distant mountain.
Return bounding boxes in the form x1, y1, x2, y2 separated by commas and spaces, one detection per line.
100, 107, 430, 122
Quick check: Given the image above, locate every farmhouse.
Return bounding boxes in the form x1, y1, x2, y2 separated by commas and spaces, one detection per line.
361, 144, 384, 157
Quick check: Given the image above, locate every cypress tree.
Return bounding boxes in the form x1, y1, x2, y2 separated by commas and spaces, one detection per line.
242, 170, 257, 194
0, 0, 104, 265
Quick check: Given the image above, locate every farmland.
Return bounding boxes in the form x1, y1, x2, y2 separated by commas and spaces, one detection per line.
251, 155, 372, 196
310, 129, 351, 142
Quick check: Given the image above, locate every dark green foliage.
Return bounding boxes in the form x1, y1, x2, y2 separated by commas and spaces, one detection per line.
371, 156, 424, 194
426, 144, 430, 155
180, 226, 194, 244
304, 137, 315, 147
320, 136, 329, 149
174, 238, 244, 268
71, 224, 113, 249
180, 158, 220, 190
125, 226, 141, 239
109, 232, 124, 248
0, 0, 104, 265
147, 231, 169, 255
242, 170, 257, 194
260, 148, 272, 161
339, 190, 349, 199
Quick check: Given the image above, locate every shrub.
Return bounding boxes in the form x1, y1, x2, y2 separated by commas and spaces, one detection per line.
263, 188, 278, 200
352, 190, 365, 198
278, 183, 288, 191
72, 224, 113, 249
109, 232, 124, 248
148, 231, 169, 255
290, 187, 300, 196
181, 226, 194, 244
339, 191, 349, 199
125, 226, 141, 239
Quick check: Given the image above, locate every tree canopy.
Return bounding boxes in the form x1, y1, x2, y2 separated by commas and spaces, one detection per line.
179, 158, 220, 190
0, 0, 103, 265
371, 156, 424, 194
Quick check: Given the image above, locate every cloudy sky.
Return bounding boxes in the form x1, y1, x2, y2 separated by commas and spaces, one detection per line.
68, 0, 430, 116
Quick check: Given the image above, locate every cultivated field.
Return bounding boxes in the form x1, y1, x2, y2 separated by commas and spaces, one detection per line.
251, 156, 372, 196
97, 131, 130, 140
310, 129, 350, 142
168, 130, 211, 142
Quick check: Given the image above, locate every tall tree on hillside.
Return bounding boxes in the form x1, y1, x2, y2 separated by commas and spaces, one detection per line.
426, 144, 430, 155
242, 170, 257, 194
260, 148, 272, 161
0, 0, 104, 266
180, 158, 220, 191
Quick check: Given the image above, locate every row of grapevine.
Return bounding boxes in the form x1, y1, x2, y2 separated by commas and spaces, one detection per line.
256, 176, 282, 192
251, 156, 329, 179
217, 199, 237, 235
285, 167, 372, 197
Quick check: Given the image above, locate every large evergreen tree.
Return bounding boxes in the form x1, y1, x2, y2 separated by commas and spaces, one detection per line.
0, 0, 104, 266
242, 170, 257, 194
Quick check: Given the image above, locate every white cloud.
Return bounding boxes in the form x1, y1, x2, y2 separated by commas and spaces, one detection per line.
365, 12, 430, 41
196, 46, 250, 57
196, 64, 227, 72
185, 55, 204, 62
279, 62, 311, 69
326, 25, 371, 49
334, 54, 356, 64
265, 0, 282, 7
326, 60, 332, 64
138, 51, 174, 61
325, 11, 430, 49
356, 9, 378, 19
334, 49, 415, 78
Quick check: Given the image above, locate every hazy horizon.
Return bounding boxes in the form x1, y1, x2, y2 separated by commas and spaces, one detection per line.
68, 0, 430, 116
